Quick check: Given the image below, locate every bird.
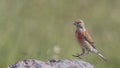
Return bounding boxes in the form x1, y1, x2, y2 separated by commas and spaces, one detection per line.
72, 19, 107, 61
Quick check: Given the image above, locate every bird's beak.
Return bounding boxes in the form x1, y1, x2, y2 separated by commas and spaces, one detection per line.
73, 22, 76, 25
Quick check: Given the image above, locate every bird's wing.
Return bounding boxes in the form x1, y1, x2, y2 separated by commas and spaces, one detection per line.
84, 30, 96, 48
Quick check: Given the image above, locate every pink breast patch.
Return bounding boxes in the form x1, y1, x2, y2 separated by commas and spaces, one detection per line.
76, 31, 84, 43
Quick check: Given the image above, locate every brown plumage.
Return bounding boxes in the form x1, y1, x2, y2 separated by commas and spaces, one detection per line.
73, 19, 107, 61
84, 30, 96, 49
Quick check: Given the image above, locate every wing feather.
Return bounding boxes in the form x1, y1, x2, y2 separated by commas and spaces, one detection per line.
84, 30, 96, 48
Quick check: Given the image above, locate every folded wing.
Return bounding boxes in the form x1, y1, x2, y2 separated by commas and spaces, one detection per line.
84, 30, 96, 49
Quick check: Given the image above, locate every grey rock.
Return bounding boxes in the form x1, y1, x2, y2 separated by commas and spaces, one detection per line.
7, 59, 94, 68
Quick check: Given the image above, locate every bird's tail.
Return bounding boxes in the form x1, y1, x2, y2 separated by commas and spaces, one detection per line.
92, 49, 107, 61
97, 53, 107, 61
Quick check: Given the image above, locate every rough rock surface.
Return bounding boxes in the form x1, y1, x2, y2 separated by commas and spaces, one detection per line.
7, 59, 94, 68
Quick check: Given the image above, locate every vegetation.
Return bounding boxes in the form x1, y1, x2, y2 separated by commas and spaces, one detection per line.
0, 0, 119, 68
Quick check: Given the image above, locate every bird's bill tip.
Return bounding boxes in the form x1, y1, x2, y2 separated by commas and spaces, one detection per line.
73, 22, 75, 25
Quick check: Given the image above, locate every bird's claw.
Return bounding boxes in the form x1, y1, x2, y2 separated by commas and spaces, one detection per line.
72, 54, 82, 59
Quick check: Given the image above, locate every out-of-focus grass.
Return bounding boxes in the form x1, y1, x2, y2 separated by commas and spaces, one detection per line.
0, 0, 120, 68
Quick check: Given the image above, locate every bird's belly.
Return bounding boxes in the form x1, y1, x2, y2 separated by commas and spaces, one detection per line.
80, 41, 94, 51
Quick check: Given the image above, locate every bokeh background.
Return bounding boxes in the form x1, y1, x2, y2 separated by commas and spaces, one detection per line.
0, 0, 120, 68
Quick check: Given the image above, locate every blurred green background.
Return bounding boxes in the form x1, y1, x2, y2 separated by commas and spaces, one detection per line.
0, 0, 120, 68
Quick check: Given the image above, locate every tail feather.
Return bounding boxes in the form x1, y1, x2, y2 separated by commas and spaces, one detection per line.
92, 49, 107, 61
97, 53, 107, 61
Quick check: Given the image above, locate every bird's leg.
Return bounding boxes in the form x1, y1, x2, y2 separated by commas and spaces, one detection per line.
72, 48, 85, 58
84, 50, 90, 56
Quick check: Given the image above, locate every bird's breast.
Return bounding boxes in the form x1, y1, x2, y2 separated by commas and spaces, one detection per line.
76, 31, 84, 43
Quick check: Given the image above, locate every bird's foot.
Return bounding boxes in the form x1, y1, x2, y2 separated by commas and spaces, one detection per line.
84, 51, 90, 55
72, 53, 84, 59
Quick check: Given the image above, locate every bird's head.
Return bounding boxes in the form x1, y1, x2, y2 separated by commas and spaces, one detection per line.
74, 19, 85, 29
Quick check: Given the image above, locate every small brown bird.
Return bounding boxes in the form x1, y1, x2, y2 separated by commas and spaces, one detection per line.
73, 19, 107, 61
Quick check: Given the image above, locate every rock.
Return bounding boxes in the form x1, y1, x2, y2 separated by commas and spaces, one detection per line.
7, 59, 94, 68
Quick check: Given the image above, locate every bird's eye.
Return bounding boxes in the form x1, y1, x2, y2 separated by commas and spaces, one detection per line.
78, 23, 81, 25
76, 22, 80, 24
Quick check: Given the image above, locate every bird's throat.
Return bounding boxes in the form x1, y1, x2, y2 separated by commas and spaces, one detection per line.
77, 27, 86, 32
